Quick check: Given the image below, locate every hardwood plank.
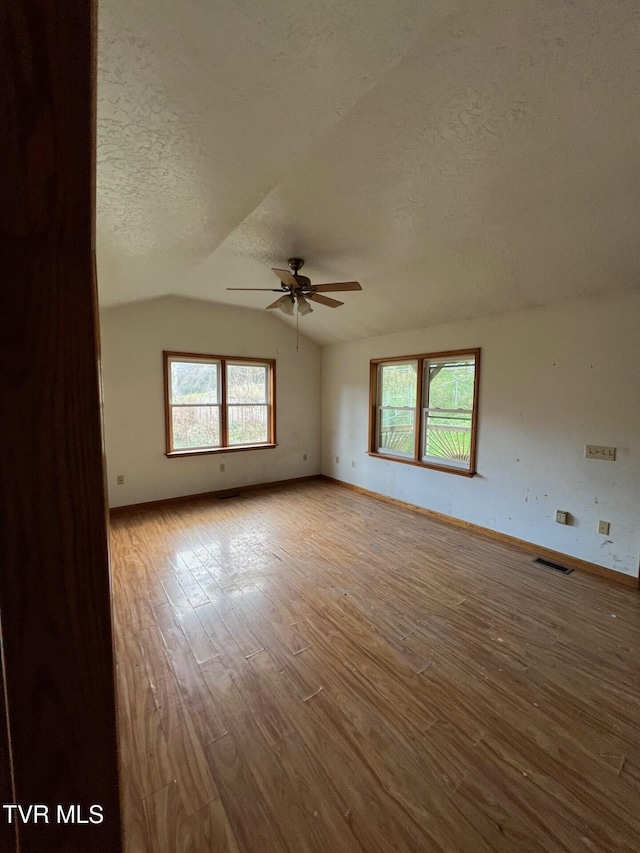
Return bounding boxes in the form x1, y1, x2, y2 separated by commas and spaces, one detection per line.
153, 605, 229, 746
144, 781, 188, 853
121, 769, 154, 853
116, 643, 173, 800
172, 605, 219, 665
163, 702, 218, 817
206, 734, 288, 853
185, 798, 240, 852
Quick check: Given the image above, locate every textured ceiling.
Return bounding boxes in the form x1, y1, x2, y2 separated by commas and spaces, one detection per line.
97, 0, 640, 344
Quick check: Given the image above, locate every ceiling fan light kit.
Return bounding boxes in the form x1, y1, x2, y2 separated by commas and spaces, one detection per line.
270, 294, 295, 315
227, 257, 362, 319
297, 295, 313, 315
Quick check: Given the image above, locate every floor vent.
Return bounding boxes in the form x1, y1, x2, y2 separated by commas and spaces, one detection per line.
533, 557, 573, 575
219, 493, 241, 500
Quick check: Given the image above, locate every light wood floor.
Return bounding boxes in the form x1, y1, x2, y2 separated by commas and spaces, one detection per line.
111, 479, 640, 852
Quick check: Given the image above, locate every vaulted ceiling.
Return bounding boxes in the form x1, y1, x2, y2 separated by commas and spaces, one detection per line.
97, 0, 640, 344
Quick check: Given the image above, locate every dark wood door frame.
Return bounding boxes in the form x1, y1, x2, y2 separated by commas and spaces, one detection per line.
0, 0, 123, 850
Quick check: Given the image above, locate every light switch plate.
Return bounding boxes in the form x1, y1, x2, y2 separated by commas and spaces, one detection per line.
585, 445, 616, 461
598, 520, 610, 535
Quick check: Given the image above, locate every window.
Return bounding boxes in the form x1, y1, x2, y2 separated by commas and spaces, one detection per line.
369, 349, 479, 475
164, 352, 275, 456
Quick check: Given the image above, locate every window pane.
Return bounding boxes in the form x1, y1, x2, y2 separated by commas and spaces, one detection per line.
172, 406, 220, 449
378, 408, 416, 456
423, 414, 472, 466
426, 359, 475, 410
228, 405, 268, 445
379, 363, 417, 408
422, 356, 475, 468
227, 364, 268, 404
171, 361, 218, 404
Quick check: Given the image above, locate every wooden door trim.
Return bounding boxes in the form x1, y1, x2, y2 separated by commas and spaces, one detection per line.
0, 0, 123, 848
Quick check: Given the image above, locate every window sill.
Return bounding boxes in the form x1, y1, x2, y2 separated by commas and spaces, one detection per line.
367, 451, 475, 477
166, 443, 277, 458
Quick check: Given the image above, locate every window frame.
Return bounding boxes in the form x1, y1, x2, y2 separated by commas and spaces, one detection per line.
163, 351, 276, 457
368, 348, 480, 477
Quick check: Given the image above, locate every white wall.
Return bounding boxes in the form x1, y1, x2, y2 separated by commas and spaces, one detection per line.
101, 296, 320, 507
321, 291, 640, 577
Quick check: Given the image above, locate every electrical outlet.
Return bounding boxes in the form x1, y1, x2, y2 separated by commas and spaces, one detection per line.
598, 520, 610, 535
335, 455, 339, 464
585, 445, 616, 461
303, 453, 308, 461
555, 510, 568, 525
116, 475, 124, 485
219, 463, 225, 473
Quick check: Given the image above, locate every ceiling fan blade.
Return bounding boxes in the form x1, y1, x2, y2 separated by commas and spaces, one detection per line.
271, 268, 298, 287
307, 293, 344, 308
226, 288, 285, 291
311, 281, 361, 292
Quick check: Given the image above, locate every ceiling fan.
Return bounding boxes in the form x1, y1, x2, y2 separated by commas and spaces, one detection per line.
227, 258, 362, 316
